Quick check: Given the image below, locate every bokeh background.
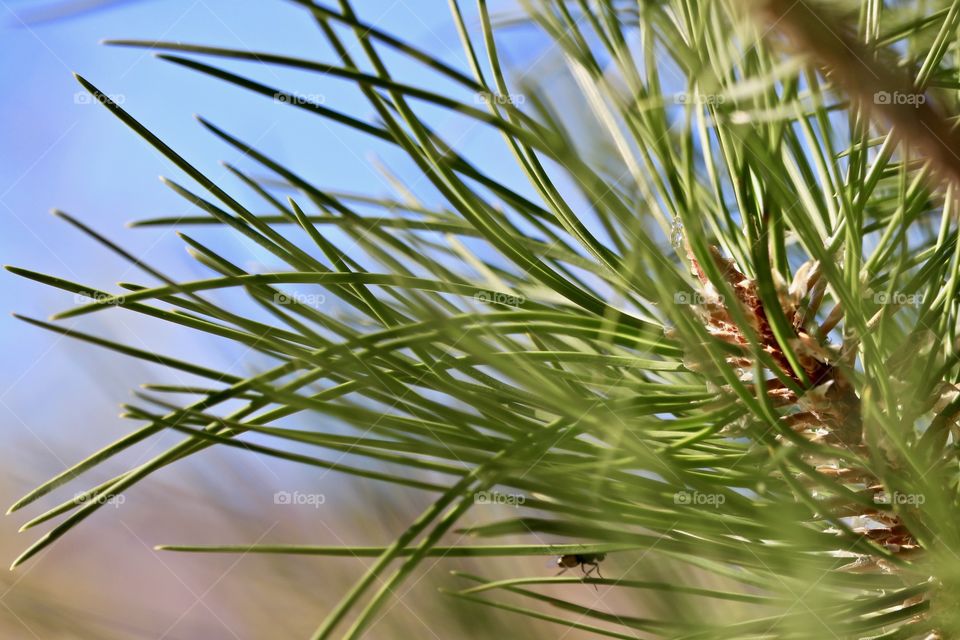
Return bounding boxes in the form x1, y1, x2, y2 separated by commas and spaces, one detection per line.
0, 1, 632, 637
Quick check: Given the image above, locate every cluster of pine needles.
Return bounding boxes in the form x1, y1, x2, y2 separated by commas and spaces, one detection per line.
10, 0, 960, 638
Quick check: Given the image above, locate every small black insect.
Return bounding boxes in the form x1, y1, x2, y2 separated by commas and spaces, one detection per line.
556, 553, 606, 589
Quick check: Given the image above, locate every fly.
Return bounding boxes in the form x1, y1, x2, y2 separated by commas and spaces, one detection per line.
556, 553, 606, 589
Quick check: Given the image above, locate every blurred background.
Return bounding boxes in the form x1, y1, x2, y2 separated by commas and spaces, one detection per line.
0, 1, 637, 637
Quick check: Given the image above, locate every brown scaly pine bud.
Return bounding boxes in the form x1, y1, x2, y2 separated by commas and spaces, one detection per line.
678, 241, 920, 572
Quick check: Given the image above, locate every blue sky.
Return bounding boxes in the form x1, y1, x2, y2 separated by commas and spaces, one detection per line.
0, 0, 540, 467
